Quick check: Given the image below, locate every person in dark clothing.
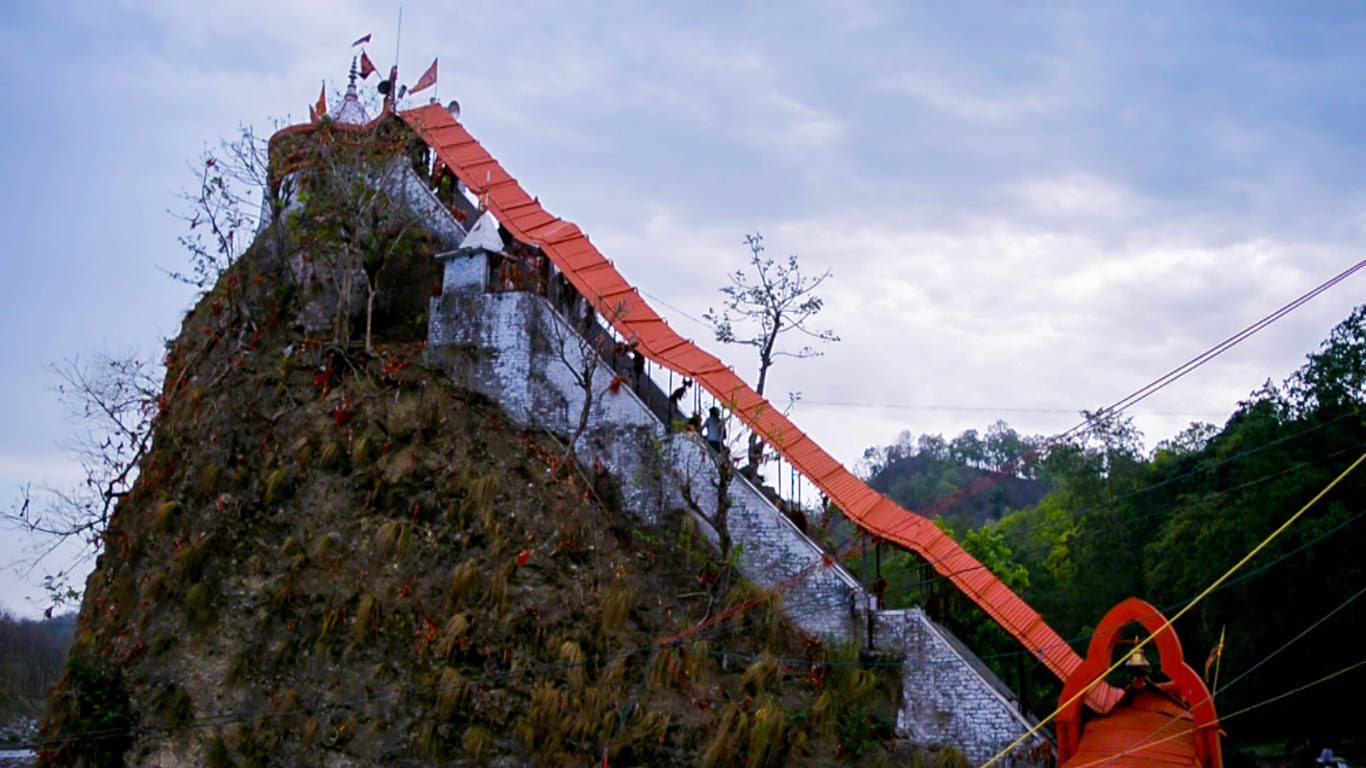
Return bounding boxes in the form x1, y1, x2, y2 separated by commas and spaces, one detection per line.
703, 407, 726, 454
631, 349, 645, 393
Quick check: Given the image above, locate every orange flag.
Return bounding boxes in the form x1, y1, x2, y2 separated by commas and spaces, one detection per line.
315, 81, 327, 120
359, 51, 376, 79
410, 58, 438, 94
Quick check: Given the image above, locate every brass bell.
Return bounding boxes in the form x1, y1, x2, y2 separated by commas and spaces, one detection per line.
1124, 646, 1150, 669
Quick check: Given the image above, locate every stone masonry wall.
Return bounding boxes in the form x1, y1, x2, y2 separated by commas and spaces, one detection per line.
426, 252, 867, 642
874, 608, 1048, 765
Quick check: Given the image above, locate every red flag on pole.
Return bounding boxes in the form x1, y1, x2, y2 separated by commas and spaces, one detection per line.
359, 51, 376, 79
315, 81, 327, 120
352, 33, 371, 47
410, 58, 438, 94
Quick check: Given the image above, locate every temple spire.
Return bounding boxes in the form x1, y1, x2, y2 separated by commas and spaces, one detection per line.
334, 57, 370, 125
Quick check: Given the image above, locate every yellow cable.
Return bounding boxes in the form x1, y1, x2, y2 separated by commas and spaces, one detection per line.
978, 449, 1366, 768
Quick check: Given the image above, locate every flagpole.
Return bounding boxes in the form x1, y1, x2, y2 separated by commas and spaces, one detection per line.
393, 7, 404, 107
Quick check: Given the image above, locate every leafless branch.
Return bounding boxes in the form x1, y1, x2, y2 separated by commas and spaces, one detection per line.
702, 232, 839, 470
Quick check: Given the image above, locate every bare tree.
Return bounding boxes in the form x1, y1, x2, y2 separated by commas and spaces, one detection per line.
300, 133, 420, 352
8, 127, 284, 607
676, 410, 740, 611
3, 354, 161, 603
167, 125, 286, 292
704, 232, 839, 471
5, 120, 423, 611
541, 295, 631, 478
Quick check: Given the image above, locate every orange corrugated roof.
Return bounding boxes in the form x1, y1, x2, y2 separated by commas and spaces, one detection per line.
400, 104, 1120, 707
1061, 689, 1200, 768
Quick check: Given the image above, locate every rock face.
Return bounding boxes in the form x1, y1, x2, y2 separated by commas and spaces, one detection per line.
42, 120, 1046, 767
38, 143, 899, 767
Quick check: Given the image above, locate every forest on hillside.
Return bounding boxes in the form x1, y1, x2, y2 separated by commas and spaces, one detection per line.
0, 611, 76, 743
851, 304, 1366, 749
859, 421, 1051, 532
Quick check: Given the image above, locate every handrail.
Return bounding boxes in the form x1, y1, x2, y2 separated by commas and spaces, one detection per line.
392, 104, 1120, 710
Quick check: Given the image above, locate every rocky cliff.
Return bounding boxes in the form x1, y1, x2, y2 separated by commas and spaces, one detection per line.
40, 149, 902, 767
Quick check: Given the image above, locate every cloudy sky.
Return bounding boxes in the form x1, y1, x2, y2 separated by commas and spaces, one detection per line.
3, 1, 1365, 617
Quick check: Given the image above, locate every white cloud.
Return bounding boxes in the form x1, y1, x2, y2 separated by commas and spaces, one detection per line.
588, 201, 1363, 468
873, 72, 1054, 122
5, 0, 1366, 613
742, 91, 846, 150
1009, 174, 1143, 220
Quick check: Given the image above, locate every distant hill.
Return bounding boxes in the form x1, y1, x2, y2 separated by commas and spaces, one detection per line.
860, 424, 1051, 532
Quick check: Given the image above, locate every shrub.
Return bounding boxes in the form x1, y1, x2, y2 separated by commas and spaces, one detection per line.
318, 441, 342, 469
437, 667, 466, 719
148, 633, 174, 656
263, 469, 291, 505
601, 583, 634, 636
312, 532, 342, 561
935, 746, 972, 768
527, 683, 569, 753
435, 613, 469, 659
741, 659, 780, 696
150, 682, 192, 726
42, 660, 133, 768
461, 724, 492, 760
701, 703, 746, 768
204, 732, 230, 768
489, 564, 511, 610
747, 698, 787, 768
351, 435, 374, 467
175, 533, 215, 583
354, 594, 380, 640
375, 520, 413, 557
185, 582, 214, 629
153, 500, 182, 533
449, 558, 480, 603
224, 652, 248, 687
558, 641, 585, 691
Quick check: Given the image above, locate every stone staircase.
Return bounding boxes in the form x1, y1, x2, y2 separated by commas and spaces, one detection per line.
423, 230, 1050, 765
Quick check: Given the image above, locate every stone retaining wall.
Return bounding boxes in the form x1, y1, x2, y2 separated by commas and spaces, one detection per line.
425, 247, 1050, 763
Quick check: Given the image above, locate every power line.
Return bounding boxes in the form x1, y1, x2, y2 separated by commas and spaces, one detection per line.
631, 255, 1366, 659
637, 288, 712, 332
20, 498, 1362, 758
978, 447, 1366, 768
802, 400, 1230, 417
877, 255, 1366, 542
702, 496, 1366, 675
875, 434, 1366, 596
1065, 655, 1366, 768
1070, 579, 1366, 765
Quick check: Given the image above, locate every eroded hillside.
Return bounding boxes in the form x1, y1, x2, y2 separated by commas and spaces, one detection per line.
41, 157, 903, 767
